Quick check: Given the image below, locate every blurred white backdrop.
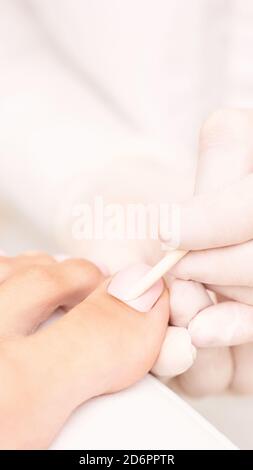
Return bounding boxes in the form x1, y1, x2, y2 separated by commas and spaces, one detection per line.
1, 0, 253, 448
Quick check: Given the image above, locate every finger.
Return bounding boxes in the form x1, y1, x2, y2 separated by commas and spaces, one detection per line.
0, 259, 104, 337
177, 347, 233, 396
173, 109, 253, 251
174, 109, 246, 395
189, 301, 253, 347
230, 344, 253, 393
169, 279, 213, 327
207, 284, 253, 305
172, 240, 253, 286
151, 326, 196, 378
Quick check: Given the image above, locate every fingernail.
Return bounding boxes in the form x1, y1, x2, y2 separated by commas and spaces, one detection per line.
107, 263, 163, 312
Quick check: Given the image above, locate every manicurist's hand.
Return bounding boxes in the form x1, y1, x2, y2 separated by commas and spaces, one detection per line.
0, 254, 169, 449
161, 109, 253, 395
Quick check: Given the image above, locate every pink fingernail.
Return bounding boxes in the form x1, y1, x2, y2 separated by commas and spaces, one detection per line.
107, 263, 163, 312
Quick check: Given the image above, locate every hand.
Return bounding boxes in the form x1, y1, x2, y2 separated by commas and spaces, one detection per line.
162, 109, 253, 395
0, 255, 169, 449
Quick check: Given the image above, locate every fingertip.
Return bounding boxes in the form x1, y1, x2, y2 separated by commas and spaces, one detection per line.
152, 327, 196, 378
169, 279, 213, 327
189, 301, 253, 347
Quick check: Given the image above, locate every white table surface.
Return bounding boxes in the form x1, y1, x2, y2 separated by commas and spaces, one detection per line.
51, 375, 236, 450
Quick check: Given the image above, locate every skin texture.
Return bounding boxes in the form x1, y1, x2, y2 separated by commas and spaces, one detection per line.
0, 254, 169, 449
160, 108, 253, 395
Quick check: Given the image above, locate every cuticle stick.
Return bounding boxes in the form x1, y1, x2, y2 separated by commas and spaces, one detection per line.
126, 249, 188, 301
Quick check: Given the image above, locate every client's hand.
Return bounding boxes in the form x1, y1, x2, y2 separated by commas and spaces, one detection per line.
0, 254, 169, 449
